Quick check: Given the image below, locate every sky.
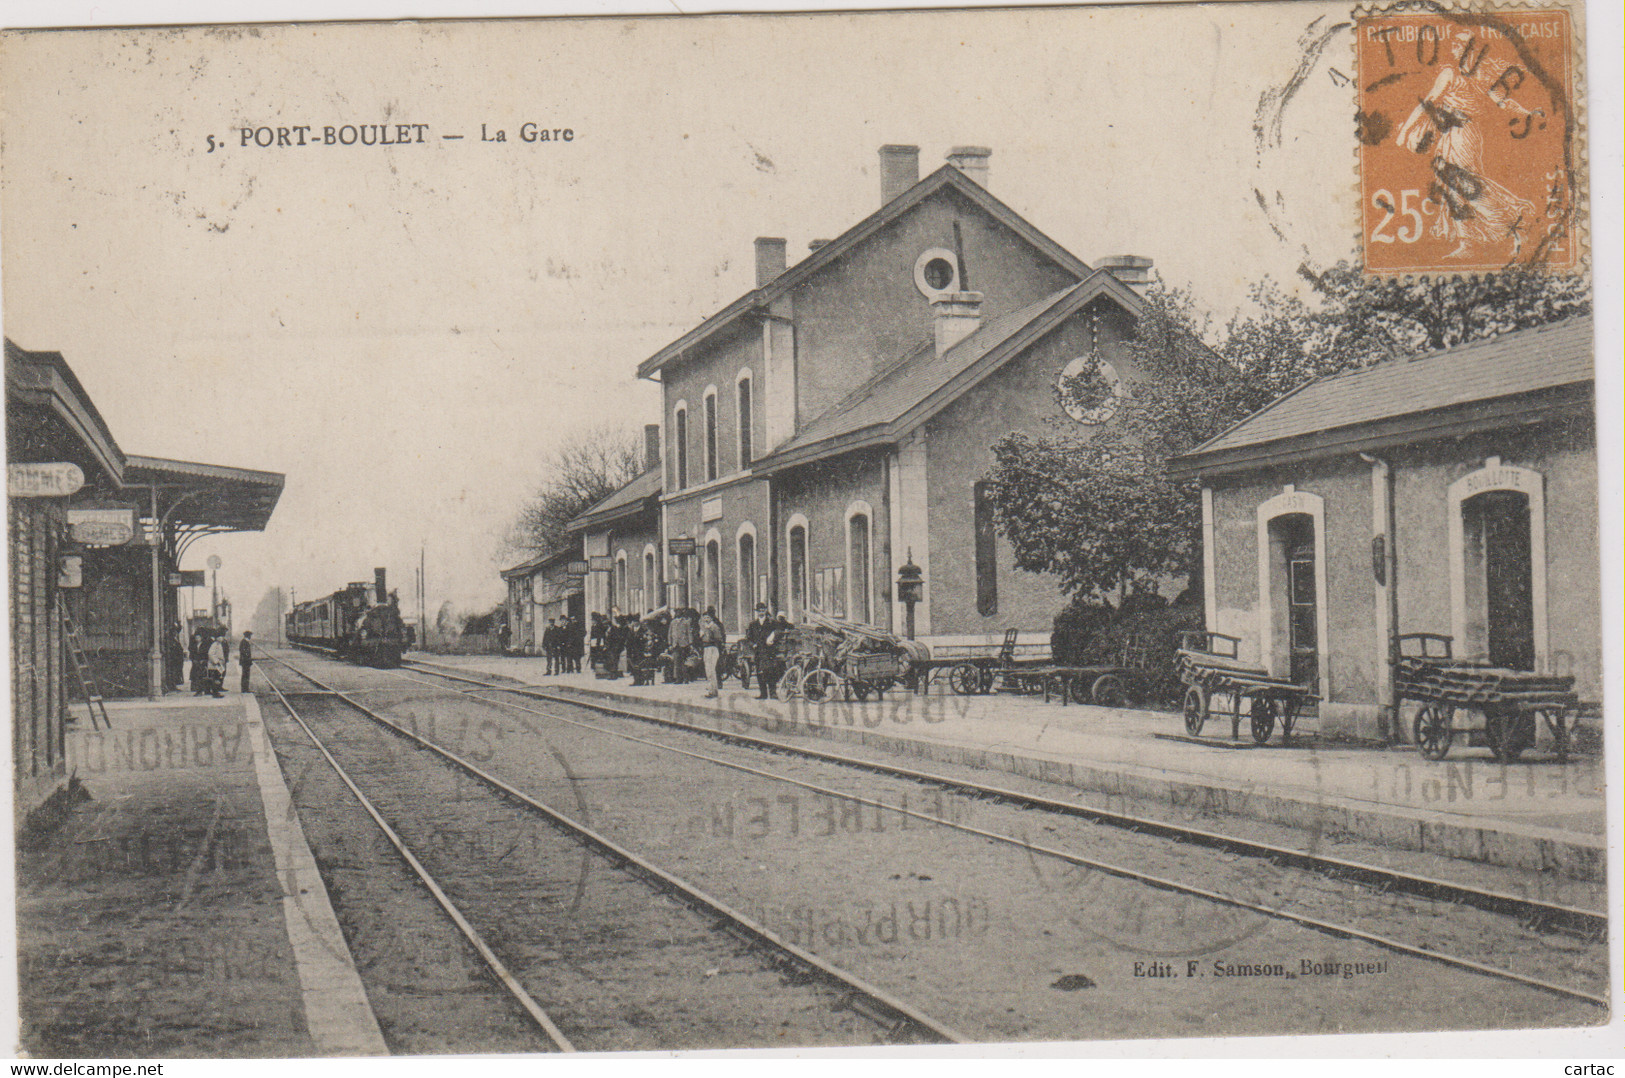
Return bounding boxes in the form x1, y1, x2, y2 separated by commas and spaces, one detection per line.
0, 0, 1615, 628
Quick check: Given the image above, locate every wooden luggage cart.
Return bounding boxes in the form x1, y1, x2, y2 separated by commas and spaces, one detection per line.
1396, 633, 1580, 762
1175, 631, 1316, 746
1022, 636, 1159, 707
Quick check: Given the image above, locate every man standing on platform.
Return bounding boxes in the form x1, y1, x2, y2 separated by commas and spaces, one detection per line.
699, 606, 725, 699
238, 631, 254, 693
745, 604, 776, 700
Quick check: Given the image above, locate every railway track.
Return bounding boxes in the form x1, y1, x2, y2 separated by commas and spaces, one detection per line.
357, 655, 1609, 1012
256, 657, 968, 1050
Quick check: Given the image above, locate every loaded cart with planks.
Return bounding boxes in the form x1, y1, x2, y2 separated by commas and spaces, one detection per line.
1397, 633, 1580, 762
1175, 631, 1317, 746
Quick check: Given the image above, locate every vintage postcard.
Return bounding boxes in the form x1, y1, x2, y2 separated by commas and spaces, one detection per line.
1, 0, 1616, 1061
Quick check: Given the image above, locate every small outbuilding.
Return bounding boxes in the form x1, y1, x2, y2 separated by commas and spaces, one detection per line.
1170, 317, 1597, 742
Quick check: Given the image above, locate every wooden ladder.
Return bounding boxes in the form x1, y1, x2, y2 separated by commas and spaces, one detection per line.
60, 611, 111, 731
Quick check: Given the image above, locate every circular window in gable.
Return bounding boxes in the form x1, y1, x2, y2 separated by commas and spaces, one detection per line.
913, 247, 960, 298
1057, 354, 1123, 425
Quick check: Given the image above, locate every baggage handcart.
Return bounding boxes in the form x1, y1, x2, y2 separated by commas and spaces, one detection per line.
1022, 636, 1158, 707
1175, 631, 1315, 746
1396, 633, 1580, 762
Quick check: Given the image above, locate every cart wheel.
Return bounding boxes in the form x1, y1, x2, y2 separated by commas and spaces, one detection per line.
1182, 685, 1209, 736
1250, 697, 1277, 745
1414, 705, 1453, 760
801, 668, 840, 703
1280, 699, 1300, 746
1484, 706, 1532, 762
948, 663, 980, 696
1091, 674, 1129, 708
1540, 707, 1570, 763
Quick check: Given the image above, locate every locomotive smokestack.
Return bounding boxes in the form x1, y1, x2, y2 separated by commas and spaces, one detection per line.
374, 568, 387, 604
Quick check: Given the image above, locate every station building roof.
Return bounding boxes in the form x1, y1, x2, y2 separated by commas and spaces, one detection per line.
753, 270, 1148, 473
500, 545, 582, 580
635, 165, 1093, 381
567, 467, 662, 533
1170, 317, 1594, 480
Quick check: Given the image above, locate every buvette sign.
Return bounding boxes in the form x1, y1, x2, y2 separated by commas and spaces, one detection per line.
68, 508, 138, 546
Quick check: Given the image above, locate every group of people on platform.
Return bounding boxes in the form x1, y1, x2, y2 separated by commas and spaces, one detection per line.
171, 624, 254, 698
538, 615, 585, 675
525, 602, 795, 702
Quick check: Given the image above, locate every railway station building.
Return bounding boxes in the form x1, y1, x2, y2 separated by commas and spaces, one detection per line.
1169, 317, 1598, 743
501, 547, 584, 653
581, 145, 1174, 644
7, 339, 284, 823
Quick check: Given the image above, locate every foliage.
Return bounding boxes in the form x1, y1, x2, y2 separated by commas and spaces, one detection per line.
461, 603, 506, 636
503, 422, 645, 559
1050, 592, 1203, 706
988, 262, 1590, 601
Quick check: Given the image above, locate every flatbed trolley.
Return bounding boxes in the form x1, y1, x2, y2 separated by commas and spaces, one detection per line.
1175, 631, 1316, 746
912, 629, 1052, 696
1014, 636, 1158, 707
1396, 633, 1580, 762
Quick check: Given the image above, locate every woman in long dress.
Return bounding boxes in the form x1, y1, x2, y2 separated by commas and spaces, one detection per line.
1394, 32, 1539, 259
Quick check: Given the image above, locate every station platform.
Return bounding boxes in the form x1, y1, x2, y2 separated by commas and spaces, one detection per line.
413, 653, 1608, 885
14, 689, 384, 1057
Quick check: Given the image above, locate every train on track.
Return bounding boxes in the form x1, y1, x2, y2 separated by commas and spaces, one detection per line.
287, 567, 413, 667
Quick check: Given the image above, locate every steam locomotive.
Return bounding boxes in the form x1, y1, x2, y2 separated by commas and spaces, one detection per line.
286, 568, 413, 667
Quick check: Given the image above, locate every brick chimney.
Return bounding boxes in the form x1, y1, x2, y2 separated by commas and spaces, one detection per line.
754, 238, 787, 287
879, 145, 920, 206
644, 423, 661, 472
946, 145, 991, 189
931, 291, 984, 356
1097, 255, 1154, 286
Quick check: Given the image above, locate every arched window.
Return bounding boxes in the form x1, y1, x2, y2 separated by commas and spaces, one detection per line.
847, 508, 871, 624
736, 525, 757, 629
643, 546, 657, 614
614, 552, 629, 616
674, 404, 689, 489
703, 387, 719, 483
736, 371, 754, 468
787, 517, 809, 620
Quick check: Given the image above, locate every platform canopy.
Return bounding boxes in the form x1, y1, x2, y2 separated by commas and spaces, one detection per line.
124, 455, 285, 556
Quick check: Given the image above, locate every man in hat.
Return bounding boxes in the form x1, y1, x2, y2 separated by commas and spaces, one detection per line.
744, 603, 777, 700
238, 631, 254, 693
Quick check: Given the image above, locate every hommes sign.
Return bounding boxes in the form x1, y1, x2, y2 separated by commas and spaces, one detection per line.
8, 462, 85, 497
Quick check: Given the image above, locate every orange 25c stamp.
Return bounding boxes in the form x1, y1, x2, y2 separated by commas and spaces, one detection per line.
1356, 6, 1579, 275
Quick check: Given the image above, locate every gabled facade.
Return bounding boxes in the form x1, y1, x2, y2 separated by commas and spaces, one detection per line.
590, 145, 1169, 641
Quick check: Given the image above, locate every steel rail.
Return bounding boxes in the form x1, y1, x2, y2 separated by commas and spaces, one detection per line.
263, 654, 969, 1045
256, 666, 577, 1052
379, 659, 1607, 1010
401, 658, 1606, 941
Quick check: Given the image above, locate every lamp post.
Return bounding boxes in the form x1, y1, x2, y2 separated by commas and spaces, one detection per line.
897, 548, 924, 641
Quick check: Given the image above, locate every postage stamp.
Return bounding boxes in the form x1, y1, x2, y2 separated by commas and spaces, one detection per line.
1355, 3, 1582, 274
